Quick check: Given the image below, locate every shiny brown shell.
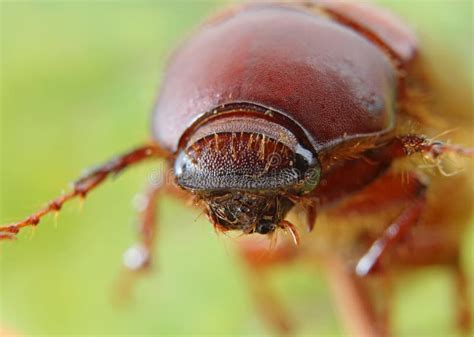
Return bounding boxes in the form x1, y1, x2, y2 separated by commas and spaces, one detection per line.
152, 3, 417, 153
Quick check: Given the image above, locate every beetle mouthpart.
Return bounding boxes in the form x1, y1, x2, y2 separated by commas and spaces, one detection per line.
279, 220, 300, 246
203, 192, 294, 236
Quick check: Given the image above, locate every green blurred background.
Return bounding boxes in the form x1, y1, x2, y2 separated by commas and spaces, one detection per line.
0, 1, 472, 336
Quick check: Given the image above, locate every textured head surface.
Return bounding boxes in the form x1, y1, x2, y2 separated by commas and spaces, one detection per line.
174, 112, 320, 193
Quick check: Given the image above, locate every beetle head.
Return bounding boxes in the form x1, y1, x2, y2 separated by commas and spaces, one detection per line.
173, 109, 320, 240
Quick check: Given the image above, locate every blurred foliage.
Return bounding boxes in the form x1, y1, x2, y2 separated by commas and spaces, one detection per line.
0, 1, 472, 336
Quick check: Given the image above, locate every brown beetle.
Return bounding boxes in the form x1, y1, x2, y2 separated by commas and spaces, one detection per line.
1, 2, 473, 336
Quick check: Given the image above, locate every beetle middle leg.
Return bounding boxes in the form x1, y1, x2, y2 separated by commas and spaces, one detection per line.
355, 189, 427, 277
115, 168, 194, 300
123, 179, 164, 272
349, 133, 473, 274
314, 171, 428, 337
114, 179, 162, 300
452, 258, 471, 334
321, 255, 386, 337
324, 170, 429, 277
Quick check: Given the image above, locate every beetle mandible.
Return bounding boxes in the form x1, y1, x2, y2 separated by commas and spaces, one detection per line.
1, 2, 473, 336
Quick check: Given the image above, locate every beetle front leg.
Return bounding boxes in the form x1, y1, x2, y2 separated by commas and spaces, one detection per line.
386, 134, 473, 159
0, 143, 167, 240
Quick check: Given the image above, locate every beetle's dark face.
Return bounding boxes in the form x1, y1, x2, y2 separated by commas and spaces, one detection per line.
203, 192, 294, 235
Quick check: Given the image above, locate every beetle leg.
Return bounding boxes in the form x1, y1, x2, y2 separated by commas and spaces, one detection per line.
123, 164, 200, 269
386, 134, 473, 159
322, 255, 386, 337
355, 181, 427, 276
114, 180, 163, 301
320, 169, 429, 276
125, 183, 162, 271
452, 259, 471, 334
0, 143, 167, 240
378, 274, 393, 337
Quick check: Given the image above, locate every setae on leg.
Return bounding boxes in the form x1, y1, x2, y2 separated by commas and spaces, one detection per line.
0, 143, 167, 240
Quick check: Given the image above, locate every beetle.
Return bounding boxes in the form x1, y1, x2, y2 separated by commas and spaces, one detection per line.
1, 1, 473, 336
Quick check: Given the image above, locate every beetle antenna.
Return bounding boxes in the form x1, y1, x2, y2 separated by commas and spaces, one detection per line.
0, 144, 166, 240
